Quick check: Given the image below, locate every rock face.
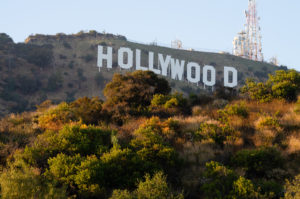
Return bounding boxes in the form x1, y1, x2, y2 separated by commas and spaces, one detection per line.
0, 31, 282, 116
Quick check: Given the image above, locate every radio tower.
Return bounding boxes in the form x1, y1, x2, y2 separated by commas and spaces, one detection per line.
245, 0, 263, 61
233, 0, 263, 61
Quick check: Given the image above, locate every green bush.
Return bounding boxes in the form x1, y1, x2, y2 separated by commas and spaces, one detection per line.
231, 147, 284, 178
21, 125, 113, 167
222, 102, 249, 118
201, 161, 238, 198
47, 147, 164, 198
201, 161, 263, 199
130, 117, 182, 175
284, 174, 300, 199
241, 70, 300, 102
150, 93, 188, 117
110, 172, 184, 199
194, 123, 235, 147
229, 176, 260, 199
0, 161, 67, 199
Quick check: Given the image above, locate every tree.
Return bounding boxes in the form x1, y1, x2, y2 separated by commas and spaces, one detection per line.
103, 71, 171, 124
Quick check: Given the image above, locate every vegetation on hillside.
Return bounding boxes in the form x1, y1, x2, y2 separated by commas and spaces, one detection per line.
0, 70, 300, 198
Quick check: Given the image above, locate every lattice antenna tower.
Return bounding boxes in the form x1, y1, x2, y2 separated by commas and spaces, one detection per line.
171, 39, 183, 49
245, 0, 263, 61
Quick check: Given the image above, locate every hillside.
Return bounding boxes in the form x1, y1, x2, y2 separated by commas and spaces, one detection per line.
0, 31, 284, 116
0, 70, 300, 198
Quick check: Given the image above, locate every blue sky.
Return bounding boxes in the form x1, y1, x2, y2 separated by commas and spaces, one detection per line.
1, 0, 299, 70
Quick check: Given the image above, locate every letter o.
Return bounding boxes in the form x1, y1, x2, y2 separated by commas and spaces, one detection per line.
203, 65, 216, 86
118, 47, 133, 69
187, 62, 200, 83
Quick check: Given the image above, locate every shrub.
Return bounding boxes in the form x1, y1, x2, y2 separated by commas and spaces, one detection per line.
77, 68, 86, 81
63, 42, 72, 49
201, 161, 238, 198
16, 75, 40, 95
150, 93, 188, 116
229, 176, 260, 199
38, 97, 106, 129
47, 73, 63, 92
81, 54, 94, 63
22, 125, 113, 167
231, 147, 284, 178
110, 172, 184, 199
0, 162, 67, 199
135, 172, 184, 199
38, 102, 74, 130
47, 154, 106, 197
130, 117, 182, 175
241, 70, 300, 102
222, 102, 249, 118
59, 54, 67, 59
241, 79, 272, 103
194, 123, 235, 147
15, 43, 53, 68
256, 115, 280, 130
68, 61, 74, 69
47, 153, 84, 186
70, 97, 104, 125
284, 174, 300, 199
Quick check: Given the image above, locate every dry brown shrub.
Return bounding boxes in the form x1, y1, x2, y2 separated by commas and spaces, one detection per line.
252, 129, 278, 147
174, 115, 218, 132
287, 135, 300, 153
191, 106, 202, 116
246, 100, 291, 115
116, 117, 147, 144
228, 115, 247, 129
281, 108, 300, 127
180, 140, 219, 166
251, 115, 283, 147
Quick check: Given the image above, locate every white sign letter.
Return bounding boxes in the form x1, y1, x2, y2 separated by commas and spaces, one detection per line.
97, 45, 112, 70
187, 62, 200, 83
171, 59, 185, 80
224, 66, 238, 87
158, 54, 172, 76
149, 51, 160, 74
118, 47, 133, 69
136, 49, 148, 71
203, 65, 216, 86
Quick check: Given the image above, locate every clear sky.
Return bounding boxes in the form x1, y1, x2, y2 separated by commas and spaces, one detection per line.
1, 0, 299, 70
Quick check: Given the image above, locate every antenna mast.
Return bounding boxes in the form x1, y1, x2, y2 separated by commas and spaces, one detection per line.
233, 0, 263, 61
246, 0, 263, 61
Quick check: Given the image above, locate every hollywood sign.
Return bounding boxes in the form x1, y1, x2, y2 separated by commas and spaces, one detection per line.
97, 45, 238, 88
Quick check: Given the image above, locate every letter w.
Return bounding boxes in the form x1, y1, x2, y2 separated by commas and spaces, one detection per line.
171, 59, 185, 80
